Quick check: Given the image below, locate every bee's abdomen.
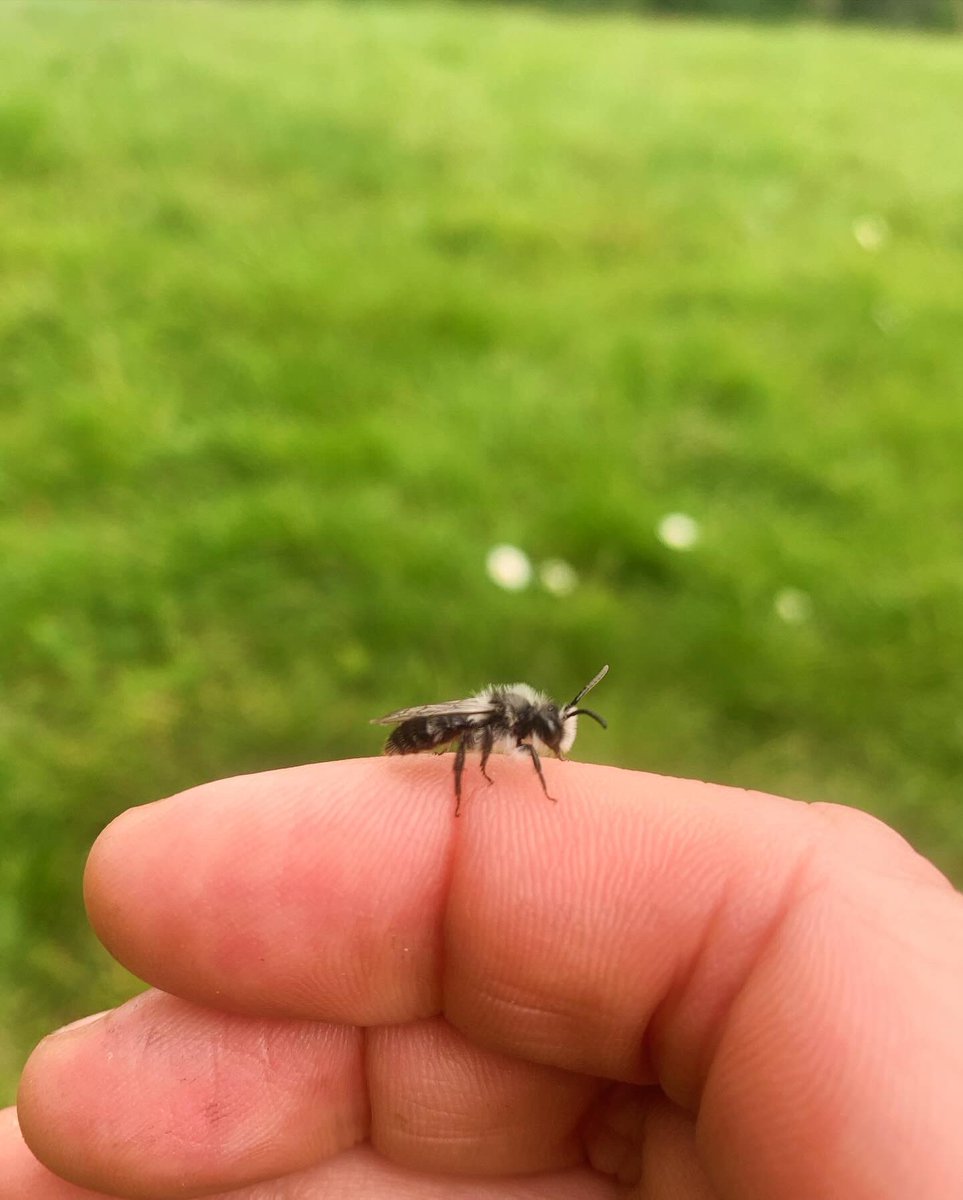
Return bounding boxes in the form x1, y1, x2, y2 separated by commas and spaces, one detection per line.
385, 716, 470, 756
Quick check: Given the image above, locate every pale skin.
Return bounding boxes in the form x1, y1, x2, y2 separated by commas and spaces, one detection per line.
5, 757, 963, 1199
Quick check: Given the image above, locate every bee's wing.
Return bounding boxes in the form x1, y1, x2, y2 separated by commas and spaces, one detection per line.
370, 698, 493, 726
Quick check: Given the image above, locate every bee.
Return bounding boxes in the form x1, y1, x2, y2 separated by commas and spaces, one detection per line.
371, 665, 609, 815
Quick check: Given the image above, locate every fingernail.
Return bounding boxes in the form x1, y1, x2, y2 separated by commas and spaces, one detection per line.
46, 1010, 111, 1039
105, 799, 165, 835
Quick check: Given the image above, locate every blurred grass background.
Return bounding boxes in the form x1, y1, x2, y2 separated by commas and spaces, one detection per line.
2, 0, 962, 1101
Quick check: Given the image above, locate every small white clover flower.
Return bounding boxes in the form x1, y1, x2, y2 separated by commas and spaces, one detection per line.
774, 587, 812, 624
656, 512, 700, 551
539, 558, 578, 597
853, 215, 889, 252
486, 544, 533, 591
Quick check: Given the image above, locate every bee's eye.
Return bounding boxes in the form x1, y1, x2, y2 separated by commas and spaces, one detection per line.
536, 712, 562, 746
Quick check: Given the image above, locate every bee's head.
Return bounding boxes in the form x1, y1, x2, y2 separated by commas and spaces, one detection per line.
553, 704, 606, 754
530, 702, 567, 756
529, 666, 609, 758
558, 665, 609, 754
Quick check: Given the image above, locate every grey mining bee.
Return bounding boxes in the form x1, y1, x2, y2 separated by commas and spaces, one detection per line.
371, 665, 609, 815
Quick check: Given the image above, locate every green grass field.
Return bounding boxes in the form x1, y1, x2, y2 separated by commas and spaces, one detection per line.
2, 0, 962, 1100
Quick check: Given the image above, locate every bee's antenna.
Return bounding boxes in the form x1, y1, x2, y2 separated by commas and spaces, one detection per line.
568, 707, 607, 728
566, 664, 609, 710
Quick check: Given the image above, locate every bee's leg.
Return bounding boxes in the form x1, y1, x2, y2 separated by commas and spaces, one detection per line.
453, 733, 471, 817
518, 742, 556, 803
479, 723, 495, 786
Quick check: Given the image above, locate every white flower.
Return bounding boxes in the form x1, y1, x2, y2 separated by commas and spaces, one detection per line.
486, 544, 532, 591
539, 558, 578, 597
774, 588, 812, 624
656, 512, 700, 551
853, 215, 889, 252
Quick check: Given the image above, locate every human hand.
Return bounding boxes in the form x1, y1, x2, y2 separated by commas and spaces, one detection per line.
5, 757, 963, 1198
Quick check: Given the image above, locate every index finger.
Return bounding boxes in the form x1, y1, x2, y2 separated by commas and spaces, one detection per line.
81, 757, 963, 1193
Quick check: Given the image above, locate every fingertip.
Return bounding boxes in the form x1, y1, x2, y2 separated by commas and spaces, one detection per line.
81, 759, 456, 1023
17, 991, 370, 1199
83, 800, 163, 924
1, 1105, 103, 1199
